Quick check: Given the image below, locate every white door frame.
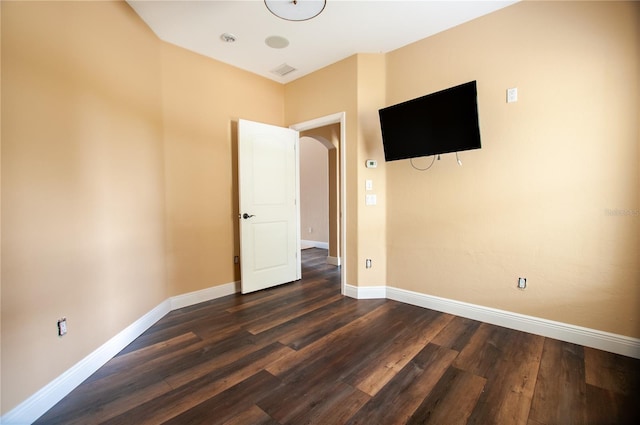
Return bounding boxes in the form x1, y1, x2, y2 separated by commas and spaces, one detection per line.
289, 112, 347, 296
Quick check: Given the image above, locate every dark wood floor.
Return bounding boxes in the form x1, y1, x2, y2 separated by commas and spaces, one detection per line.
36, 248, 639, 424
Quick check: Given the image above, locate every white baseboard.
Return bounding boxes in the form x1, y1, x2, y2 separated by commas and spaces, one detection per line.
326, 256, 341, 266
301, 239, 329, 250
345, 284, 386, 300
2, 281, 240, 425
170, 281, 240, 310
386, 286, 640, 359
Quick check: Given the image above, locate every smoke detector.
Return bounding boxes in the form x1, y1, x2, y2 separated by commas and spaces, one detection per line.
220, 33, 237, 43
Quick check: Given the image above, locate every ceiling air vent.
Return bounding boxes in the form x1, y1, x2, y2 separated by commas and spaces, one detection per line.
271, 63, 297, 77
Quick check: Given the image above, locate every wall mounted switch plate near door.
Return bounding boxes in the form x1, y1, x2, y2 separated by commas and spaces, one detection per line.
365, 194, 377, 205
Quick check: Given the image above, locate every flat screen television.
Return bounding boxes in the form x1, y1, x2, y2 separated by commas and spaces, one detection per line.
379, 80, 481, 162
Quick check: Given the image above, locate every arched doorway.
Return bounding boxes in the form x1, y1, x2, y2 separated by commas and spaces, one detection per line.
299, 132, 340, 266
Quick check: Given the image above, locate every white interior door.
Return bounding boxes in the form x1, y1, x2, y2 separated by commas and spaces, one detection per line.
238, 119, 301, 294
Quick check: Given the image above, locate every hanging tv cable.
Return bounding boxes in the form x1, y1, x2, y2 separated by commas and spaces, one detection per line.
410, 155, 437, 171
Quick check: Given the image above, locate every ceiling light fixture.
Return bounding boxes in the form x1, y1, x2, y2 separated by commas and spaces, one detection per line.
264, 0, 326, 22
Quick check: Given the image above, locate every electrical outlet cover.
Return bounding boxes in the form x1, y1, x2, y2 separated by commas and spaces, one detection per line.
57, 318, 67, 336
517, 277, 527, 289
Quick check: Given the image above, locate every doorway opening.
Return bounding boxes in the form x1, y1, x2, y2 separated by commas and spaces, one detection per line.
299, 133, 336, 260
290, 112, 346, 295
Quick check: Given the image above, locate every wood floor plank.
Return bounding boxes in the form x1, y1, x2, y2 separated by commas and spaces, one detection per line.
584, 345, 640, 424
264, 301, 397, 378
259, 304, 426, 423
528, 338, 586, 425
453, 322, 513, 376
285, 384, 370, 425
226, 284, 339, 335
431, 315, 481, 351
345, 343, 458, 425
259, 379, 369, 425
100, 343, 291, 425
271, 302, 411, 389
244, 291, 344, 334
267, 297, 387, 350
35, 378, 174, 425
160, 370, 282, 425
91, 332, 224, 390
406, 366, 486, 425
225, 277, 333, 314
586, 383, 638, 425
118, 310, 239, 356
346, 308, 455, 396
584, 346, 640, 396
90, 331, 202, 381
221, 405, 279, 425
163, 329, 280, 389
462, 325, 544, 425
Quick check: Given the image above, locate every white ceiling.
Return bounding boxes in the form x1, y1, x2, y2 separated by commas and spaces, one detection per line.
126, 0, 518, 84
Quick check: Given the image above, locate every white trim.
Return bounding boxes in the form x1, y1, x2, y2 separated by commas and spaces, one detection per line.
338, 114, 347, 295
1, 300, 171, 425
290, 112, 347, 296
344, 284, 358, 299
2, 282, 241, 425
170, 281, 240, 310
290, 112, 344, 133
326, 256, 341, 266
344, 284, 386, 300
295, 132, 302, 281
300, 239, 329, 250
386, 286, 640, 359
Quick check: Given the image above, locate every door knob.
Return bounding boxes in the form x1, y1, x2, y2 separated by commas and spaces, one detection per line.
242, 213, 255, 219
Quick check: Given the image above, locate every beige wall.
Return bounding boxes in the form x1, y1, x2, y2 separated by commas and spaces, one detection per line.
300, 136, 329, 245
161, 43, 284, 296
0, 0, 284, 414
284, 54, 388, 286
385, 0, 639, 337
1, 1, 166, 412
356, 54, 387, 286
